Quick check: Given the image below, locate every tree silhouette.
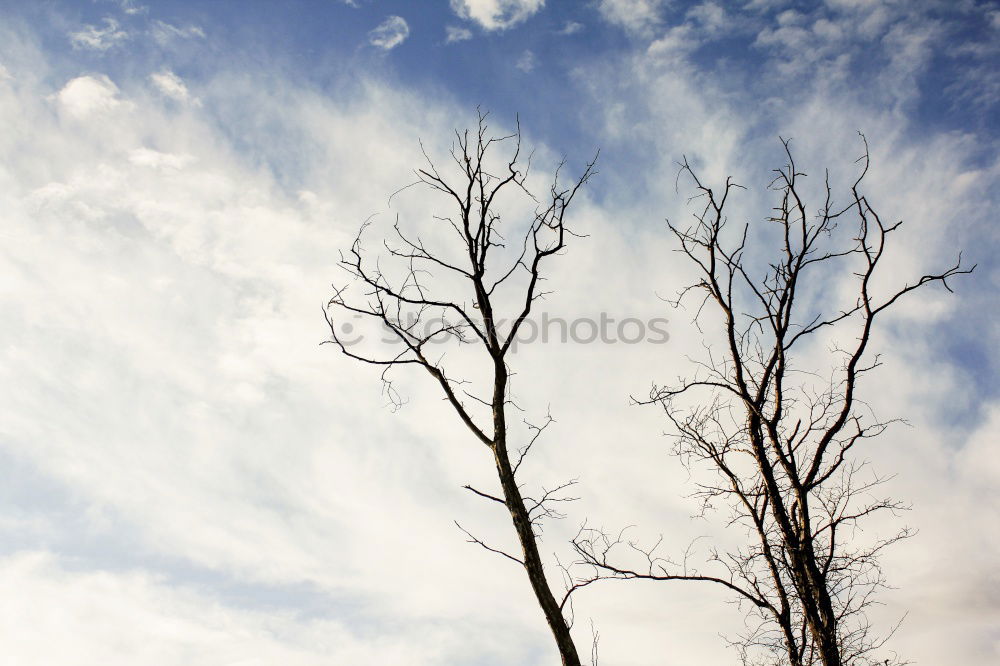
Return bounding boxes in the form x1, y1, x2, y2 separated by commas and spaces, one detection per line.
325, 112, 597, 666
573, 137, 971, 666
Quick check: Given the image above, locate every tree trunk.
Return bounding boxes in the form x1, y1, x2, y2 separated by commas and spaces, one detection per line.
491, 363, 581, 666
493, 441, 582, 666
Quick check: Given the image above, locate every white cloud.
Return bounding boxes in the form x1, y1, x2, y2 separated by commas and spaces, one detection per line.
368, 15, 409, 50
150, 20, 206, 46
557, 20, 584, 35
449, 0, 544, 31
2, 56, 573, 663
603, 0, 732, 63
515, 49, 536, 72
596, 0, 665, 36
605, 0, 732, 61
749, 3, 956, 103
128, 147, 195, 171
54, 75, 124, 118
877, 17, 941, 109
445, 25, 474, 43
812, 16, 844, 41
686, 1, 726, 34
115, 0, 147, 14
150, 70, 198, 105
647, 24, 697, 57
0, 551, 485, 665
776, 8, 805, 26
69, 17, 129, 51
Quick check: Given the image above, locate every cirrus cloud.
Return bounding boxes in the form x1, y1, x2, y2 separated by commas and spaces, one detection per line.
368, 15, 410, 50
149, 70, 199, 105
69, 17, 129, 51
445, 25, 473, 43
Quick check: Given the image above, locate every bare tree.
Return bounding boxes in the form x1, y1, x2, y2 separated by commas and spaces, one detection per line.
324, 112, 597, 666
572, 137, 972, 666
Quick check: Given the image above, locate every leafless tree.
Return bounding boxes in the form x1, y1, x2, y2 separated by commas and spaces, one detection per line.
572, 137, 972, 666
324, 112, 597, 666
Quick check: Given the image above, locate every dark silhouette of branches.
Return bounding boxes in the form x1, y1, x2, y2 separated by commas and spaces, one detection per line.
572, 136, 972, 666
324, 111, 597, 666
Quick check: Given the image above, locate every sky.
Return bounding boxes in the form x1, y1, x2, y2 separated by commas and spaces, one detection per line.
0, 0, 998, 664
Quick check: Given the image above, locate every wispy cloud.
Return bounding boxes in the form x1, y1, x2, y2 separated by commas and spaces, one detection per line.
686, 1, 727, 34
445, 25, 474, 43
596, 0, 666, 37
557, 20, 584, 35
368, 15, 410, 50
0, 551, 491, 664
115, 0, 146, 15
68, 17, 129, 51
647, 24, 697, 58
516, 49, 536, 72
149, 70, 199, 106
150, 20, 206, 46
128, 147, 195, 171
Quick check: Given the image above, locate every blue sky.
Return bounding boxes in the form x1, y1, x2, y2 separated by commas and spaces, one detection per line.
20, 1, 1000, 169
1, 1, 999, 664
